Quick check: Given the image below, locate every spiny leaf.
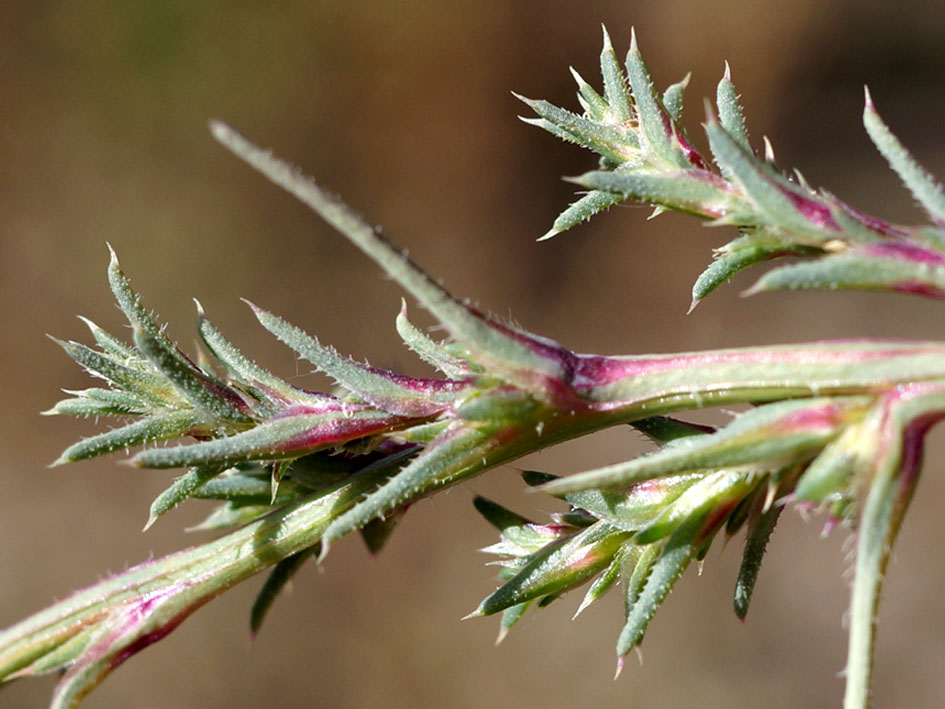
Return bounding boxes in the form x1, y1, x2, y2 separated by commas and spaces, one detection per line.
395, 302, 476, 379
515, 95, 637, 164
46, 388, 149, 417
553, 474, 706, 532
661, 73, 690, 124
106, 246, 197, 376
624, 28, 683, 167
210, 121, 566, 393
705, 117, 835, 241
147, 465, 226, 529
249, 301, 460, 417
76, 316, 137, 361
574, 543, 635, 618
541, 397, 870, 494
745, 243, 945, 299
572, 169, 732, 219
495, 601, 533, 644
692, 235, 817, 304
48, 337, 175, 406
716, 62, 751, 152
633, 468, 760, 544
250, 545, 319, 637
53, 409, 206, 465
133, 325, 253, 423
539, 189, 625, 241
863, 88, 945, 228
599, 25, 633, 122
471, 521, 630, 617
733, 502, 782, 619
617, 512, 703, 659
569, 66, 609, 120
196, 302, 325, 411
320, 424, 486, 550
131, 407, 401, 469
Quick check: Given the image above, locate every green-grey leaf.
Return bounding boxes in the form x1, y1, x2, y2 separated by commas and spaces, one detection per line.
574, 543, 635, 618
705, 119, 829, 241
863, 88, 945, 228
692, 238, 816, 303
473, 521, 630, 616
131, 409, 392, 469
49, 337, 175, 406
320, 425, 486, 549
569, 66, 609, 121
250, 545, 318, 637
625, 29, 681, 167
54, 409, 205, 465
662, 74, 690, 124
745, 249, 945, 299
516, 95, 636, 164
133, 326, 252, 424
541, 190, 626, 241
147, 465, 225, 529
733, 502, 782, 619
573, 169, 730, 218
106, 246, 197, 376
716, 63, 751, 152
395, 302, 475, 379
543, 397, 868, 494
633, 468, 758, 544
599, 26, 633, 122
617, 512, 701, 657
209, 122, 573, 393
558, 473, 705, 533
76, 316, 138, 361
196, 304, 324, 411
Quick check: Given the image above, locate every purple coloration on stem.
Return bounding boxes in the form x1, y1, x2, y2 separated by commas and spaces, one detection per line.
780, 188, 839, 231
889, 281, 945, 299
862, 241, 945, 267
829, 198, 912, 240
568, 343, 941, 389
348, 360, 469, 399
108, 592, 203, 671
777, 401, 854, 433
272, 413, 407, 454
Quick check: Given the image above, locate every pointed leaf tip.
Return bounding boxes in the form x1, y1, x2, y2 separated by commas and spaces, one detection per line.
601, 24, 613, 49
614, 654, 626, 680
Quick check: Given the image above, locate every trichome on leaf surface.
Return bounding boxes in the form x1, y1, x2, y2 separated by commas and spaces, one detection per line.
3, 27, 945, 709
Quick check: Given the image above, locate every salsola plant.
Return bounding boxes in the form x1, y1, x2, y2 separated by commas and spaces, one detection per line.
3, 27, 945, 708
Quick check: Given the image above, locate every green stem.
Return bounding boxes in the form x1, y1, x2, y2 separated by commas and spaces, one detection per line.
0, 459, 400, 702
843, 391, 944, 708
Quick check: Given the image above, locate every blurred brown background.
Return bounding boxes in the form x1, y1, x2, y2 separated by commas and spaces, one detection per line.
3, 1, 945, 707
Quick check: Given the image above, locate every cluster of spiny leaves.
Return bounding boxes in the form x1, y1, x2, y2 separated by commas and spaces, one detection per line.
3, 28, 945, 709
522, 27, 945, 308
49, 245, 472, 547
